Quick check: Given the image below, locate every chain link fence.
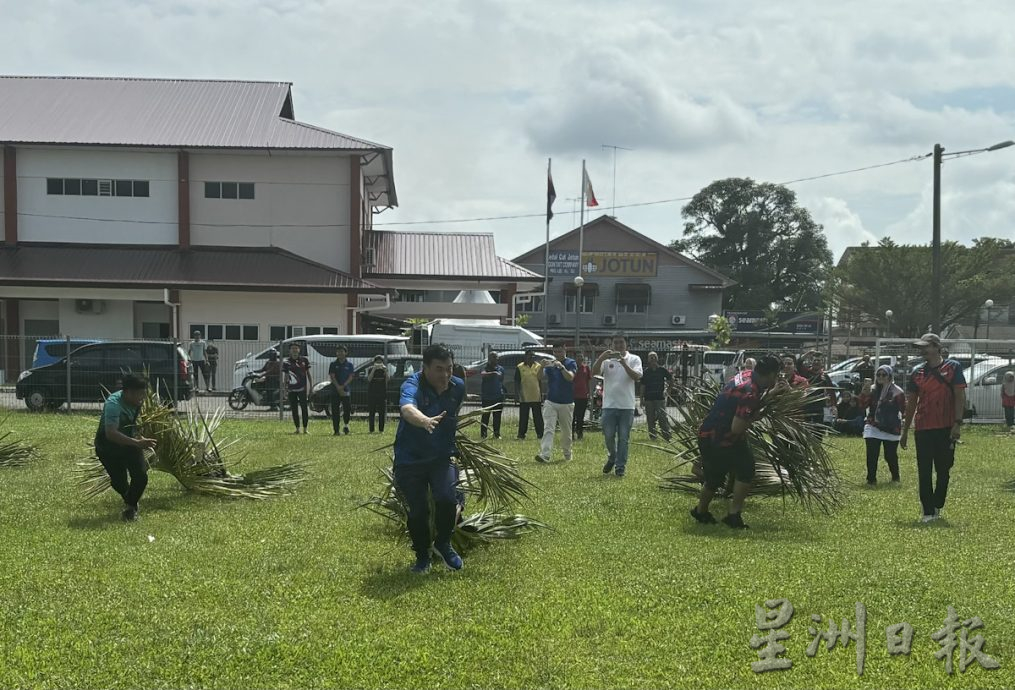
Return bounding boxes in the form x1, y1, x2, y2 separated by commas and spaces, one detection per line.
0, 336, 677, 434
874, 337, 1015, 424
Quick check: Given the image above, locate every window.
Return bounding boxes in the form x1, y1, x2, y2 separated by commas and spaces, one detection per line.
269, 325, 341, 341
190, 324, 259, 341
141, 322, 171, 339
616, 284, 651, 314
517, 296, 544, 313
565, 293, 595, 313
399, 290, 426, 303
205, 181, 255, 200
47, 177, 149, 198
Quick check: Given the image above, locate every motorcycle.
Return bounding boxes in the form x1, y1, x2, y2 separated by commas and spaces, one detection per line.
228, 373, 281, 411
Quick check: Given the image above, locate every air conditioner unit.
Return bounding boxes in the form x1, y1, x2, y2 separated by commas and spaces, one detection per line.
603, 315, 617, 326
547, 313, 560, 325
671, 315, 687, 326
74, 299, 106, 315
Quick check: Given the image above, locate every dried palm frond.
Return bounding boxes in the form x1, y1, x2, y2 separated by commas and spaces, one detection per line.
0, 418, 40, 468
659, 378, 843, 514
79, 386, 306, 500
361, 406, 547, 552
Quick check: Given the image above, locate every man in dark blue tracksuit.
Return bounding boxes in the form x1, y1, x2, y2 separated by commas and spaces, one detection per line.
393, 343, 466, 574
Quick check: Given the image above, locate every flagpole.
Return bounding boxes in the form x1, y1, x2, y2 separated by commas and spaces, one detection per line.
544, 158, 551, 342
575, 159, 586, 352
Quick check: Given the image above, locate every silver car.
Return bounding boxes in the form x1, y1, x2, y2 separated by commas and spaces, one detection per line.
964, 357, 1015, 423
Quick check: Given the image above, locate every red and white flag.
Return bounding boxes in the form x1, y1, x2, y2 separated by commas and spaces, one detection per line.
583, 168, 599, 207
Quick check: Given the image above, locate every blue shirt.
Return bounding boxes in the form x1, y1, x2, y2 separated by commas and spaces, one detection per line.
480, 364, 505, 400
394, 372, 465, 466
545, 357, 578, 404
94, 390, 139, 452
329, 359, 355, 394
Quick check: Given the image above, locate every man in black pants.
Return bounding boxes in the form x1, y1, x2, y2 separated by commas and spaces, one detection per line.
94, 374, 157, 521
479, 350, 505, 439
901, 333, 966, 523
328, 346, 354, 435
283, 343, 312, 434
393, 343, 466, 574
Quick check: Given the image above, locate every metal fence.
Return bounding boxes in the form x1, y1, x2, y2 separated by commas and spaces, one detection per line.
874, 337, 1015, 424
0, 336, 679, 433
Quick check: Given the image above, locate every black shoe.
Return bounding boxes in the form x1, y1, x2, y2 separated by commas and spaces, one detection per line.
122, 505, 139, 522
690, 507, 717, 524
603, 459, 615, 474
866, 479, 877, 486
343, 426, 350, 435
722, 512, 749, 530
615, 468, 625, 477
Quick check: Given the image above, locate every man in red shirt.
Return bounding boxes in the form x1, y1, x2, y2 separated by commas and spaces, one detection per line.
571, 353, 592, 440
901, 333, 966, 523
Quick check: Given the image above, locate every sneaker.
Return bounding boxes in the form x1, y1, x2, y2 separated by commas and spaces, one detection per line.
866, 479, 877, 486
603, 459, 615, 474
921, 514, 937, 524
432, 543, 463, 571
690, 507, 717, 524
563, 454, 572, 462
494, 435, 502, 440
292, 429, 301, 435
535, 454, 549, 464
343, 426, 350, 435
722, 512, 749, 529
122, 505, 139, 522
410, 556, 431, 574
615, 468, 626, 477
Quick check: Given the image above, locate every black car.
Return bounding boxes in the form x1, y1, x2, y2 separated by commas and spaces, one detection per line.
463, 350, 555, 401
16, 341, 193, 411
310, 355, 423, 414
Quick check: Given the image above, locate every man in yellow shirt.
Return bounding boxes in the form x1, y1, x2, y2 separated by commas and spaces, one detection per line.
515, 349, 544, 440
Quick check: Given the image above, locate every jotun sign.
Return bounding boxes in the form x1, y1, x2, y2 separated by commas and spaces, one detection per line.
548, 251, 658, 277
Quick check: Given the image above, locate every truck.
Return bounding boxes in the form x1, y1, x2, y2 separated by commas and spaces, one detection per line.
412, 320, 543, 361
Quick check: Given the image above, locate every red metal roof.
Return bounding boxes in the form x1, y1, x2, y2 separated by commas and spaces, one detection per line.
0, 243, 378, 292
365, 231, 543, 281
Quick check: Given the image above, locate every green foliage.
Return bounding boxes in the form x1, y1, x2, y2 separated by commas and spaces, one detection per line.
709, 315, 732, 349
660, 379, 842, 514
672, 177, 833, 311
515, 313, 530, 328
78, 388, 306, 499
0, 417, 39, 468
834, 237, 1015, 337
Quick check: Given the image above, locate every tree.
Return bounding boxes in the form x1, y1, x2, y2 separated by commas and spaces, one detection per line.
672, 178, 833, 311
834, 238, 1015, 338
708, 315, 732, 349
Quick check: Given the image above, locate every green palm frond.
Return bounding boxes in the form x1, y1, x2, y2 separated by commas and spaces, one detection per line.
659, 379, 843, 514
0, 420, 40, 468
79, 386, 306, 500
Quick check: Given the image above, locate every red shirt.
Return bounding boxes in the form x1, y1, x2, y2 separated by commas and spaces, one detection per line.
699, 371, 762, 446
572, 365, 592, 399
906, 359, 966, 431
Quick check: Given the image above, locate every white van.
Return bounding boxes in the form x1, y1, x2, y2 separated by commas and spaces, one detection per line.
703, 350, 746, 383
232, 335, 409, 389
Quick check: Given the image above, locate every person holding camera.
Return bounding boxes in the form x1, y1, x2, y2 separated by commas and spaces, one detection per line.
593, 333, 643, 477
535, 342, 576, 463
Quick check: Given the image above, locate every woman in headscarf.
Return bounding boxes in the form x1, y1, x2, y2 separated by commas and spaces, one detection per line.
860, 364, 906, 485
1002, 371, 1015, 432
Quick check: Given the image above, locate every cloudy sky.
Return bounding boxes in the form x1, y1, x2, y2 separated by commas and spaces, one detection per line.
4, 0, 1014, 263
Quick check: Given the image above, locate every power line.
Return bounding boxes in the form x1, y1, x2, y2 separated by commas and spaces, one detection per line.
13, 153, 930, 229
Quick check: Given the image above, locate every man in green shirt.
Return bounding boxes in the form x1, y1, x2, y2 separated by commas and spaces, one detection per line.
94, 374, 157, 521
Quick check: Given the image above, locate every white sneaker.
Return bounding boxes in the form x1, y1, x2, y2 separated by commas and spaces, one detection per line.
921, 514, 937, 523
935, 507, 942, 518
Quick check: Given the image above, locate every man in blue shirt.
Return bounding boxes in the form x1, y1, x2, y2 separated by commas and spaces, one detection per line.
393, 343, 466, 574
328, 346, 355, 436
93, 374, 157, 521
536, 342, 577, 463
479, 350, 505, 440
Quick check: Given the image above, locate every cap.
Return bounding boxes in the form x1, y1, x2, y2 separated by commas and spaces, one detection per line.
913, 333, 942, 347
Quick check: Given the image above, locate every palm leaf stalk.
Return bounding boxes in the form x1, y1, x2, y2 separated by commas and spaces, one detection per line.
0, 418, 40, 468
361, 407, 548, 552
658, 379, 843, 514
78, 386, 306, 500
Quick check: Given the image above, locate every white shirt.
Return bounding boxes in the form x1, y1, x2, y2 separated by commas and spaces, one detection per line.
602, 352, 643, 410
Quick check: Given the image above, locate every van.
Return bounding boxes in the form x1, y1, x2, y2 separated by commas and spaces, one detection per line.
232, 335, 410, 389
31, 338, 101, 369
703, 350, 746, 383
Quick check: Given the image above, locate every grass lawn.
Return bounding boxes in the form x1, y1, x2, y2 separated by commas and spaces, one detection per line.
1, 411, 1014, 689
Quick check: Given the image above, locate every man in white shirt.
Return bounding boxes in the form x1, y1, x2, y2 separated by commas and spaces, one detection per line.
593, 333, 643, 477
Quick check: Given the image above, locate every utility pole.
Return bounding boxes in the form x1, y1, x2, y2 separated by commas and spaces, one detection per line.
601, 144, 631, 218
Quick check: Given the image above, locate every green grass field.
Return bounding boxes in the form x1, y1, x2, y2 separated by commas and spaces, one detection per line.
1, 411, 1013, 689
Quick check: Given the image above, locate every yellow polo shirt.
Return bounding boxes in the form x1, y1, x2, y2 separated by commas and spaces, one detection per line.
517, 362, 543, 403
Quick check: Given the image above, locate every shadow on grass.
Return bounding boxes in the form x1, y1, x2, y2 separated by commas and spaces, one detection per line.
360, 564, 437, 601
67, 494, 197, 530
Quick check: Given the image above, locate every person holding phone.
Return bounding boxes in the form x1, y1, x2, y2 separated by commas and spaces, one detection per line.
593, 333, 643, 477
535, 342, 577, 463
366, 355, 390, 433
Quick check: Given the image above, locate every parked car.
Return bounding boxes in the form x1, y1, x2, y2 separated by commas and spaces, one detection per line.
963, 357, 1015, 423
31, 338, 102, 369
309, 355, 423, 414
16, 341, 192, 411
827, 356, 900, 388
232, 335, 410, 390
463, 350, 555, 400
702, 350, 746, 383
